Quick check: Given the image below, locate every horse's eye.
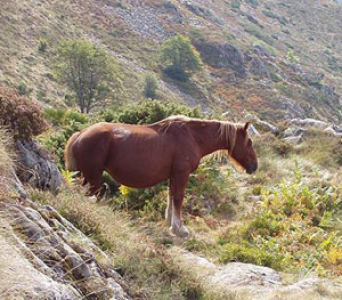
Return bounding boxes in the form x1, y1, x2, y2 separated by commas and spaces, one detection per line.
247, 138, 252, 146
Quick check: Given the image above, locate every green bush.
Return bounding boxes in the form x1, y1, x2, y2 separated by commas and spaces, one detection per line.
17, 82, 29, 95
143, 73, 158, 99
0, 86, 49, 139
219, 243, 282, 269
245, 0, 259, 7
44, 108, 89, 126
117, 100, 201, 125
160, 35, 203, 81
231, 1, 241, 9
38, 38, 48, 52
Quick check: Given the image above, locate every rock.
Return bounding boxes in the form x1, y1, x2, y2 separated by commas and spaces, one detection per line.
0, 234, 80, 300
324, 126, 342, 137
244, 114, 279, 135
259, 120, 280, 135
249, 56, 271, 79
278, 98, 308, 120
194, 41, 246, 76
284, 135, 303, 145
15, 139, 62, 193
0, 200, 130, 300
209, 262, 282, 287
110, 2, 171, 41
248, 124, 260, 136
170, 248, 341, 299
253, 44, 273, 58
289, 118, 329, 129
283, 127, 306, 138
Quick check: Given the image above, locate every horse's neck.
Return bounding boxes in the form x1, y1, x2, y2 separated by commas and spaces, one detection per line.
188, 121, 228, 157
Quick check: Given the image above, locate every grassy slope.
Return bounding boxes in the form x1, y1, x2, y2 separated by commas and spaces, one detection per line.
1, 0, 342, 120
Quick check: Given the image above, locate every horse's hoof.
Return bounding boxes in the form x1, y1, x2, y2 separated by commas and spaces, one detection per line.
170, 225, 190, 237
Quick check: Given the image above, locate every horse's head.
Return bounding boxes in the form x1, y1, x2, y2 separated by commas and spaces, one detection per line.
229, 122, 258, 174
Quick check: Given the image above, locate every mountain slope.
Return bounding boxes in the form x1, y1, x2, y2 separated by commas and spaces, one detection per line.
1, 0, 342, 121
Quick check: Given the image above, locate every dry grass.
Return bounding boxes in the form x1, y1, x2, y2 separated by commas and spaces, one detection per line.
0, 128, 16, 196
29, 187, 192, 300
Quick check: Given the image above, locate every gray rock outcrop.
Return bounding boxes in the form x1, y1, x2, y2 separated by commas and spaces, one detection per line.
16, 139, 62, 194
0, 199, 130, 300
194, 41, 246, 76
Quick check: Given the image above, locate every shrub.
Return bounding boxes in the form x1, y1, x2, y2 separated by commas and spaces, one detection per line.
38, 38, 48, 52
219, 243, 282, 269
160, 35, 203, 81
44, 108, 89, 127
143, 73, 158, 99
231, 1, 241, 9
117, 99, 201, 125
0, 86, 49, 139
245, 0, 259, 7
17, 82, 29, 95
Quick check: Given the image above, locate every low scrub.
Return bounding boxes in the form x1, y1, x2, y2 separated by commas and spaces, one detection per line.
218, 178, 342, 275
0, 86, 48, 139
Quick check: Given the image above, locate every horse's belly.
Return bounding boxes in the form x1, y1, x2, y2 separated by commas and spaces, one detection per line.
106, 157, 171, 189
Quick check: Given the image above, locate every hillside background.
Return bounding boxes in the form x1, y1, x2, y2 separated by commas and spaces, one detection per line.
1, 0, 342, 121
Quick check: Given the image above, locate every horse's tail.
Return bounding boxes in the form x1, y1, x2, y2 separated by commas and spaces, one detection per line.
64, 131, 81, 171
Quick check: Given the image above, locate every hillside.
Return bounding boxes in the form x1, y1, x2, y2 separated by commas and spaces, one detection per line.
1, 0, 342, 121
2, 87, 342, 299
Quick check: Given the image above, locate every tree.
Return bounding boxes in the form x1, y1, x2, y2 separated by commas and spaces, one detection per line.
143, 73, 158, 99
160, 34, 203, 81
55, 39, 120, 113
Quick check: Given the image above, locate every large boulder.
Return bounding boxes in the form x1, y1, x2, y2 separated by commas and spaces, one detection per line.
16, 139, 62, 193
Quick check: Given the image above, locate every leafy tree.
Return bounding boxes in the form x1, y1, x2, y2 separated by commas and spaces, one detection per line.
160, 34, 203, 81
55, 39, 120, 113
143, 73, 158, 99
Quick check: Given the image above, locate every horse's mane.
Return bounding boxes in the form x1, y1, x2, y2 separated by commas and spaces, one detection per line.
154, 115, 239, 154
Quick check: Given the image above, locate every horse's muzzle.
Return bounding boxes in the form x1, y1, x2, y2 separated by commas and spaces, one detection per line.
246, 162, 258, 174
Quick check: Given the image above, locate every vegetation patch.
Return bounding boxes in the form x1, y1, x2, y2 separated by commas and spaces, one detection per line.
0, 86, 49, 139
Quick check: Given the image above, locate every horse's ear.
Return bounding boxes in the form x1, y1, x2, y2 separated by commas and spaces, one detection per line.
244, 122, 251, 131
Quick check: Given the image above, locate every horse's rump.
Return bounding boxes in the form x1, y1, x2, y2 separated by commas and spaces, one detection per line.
64, 131, 81, 171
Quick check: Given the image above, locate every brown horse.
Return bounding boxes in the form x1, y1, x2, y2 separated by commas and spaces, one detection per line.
65, 116, 258, 236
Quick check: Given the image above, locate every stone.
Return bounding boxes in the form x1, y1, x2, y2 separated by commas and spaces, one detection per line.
248, 124, 260, 136
194, 41, 246, 76
284, 135, 303, 145
15, 139, 62, 193
289, 118, 329, 129
0, 200, 130, 300
283, 127, 306, 138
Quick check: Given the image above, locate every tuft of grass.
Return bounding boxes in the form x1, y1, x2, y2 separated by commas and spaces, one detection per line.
0, 128, 16, 197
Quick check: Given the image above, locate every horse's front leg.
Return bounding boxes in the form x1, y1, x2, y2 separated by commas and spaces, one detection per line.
165, 180, 173, 226
169, 173, 190, 237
